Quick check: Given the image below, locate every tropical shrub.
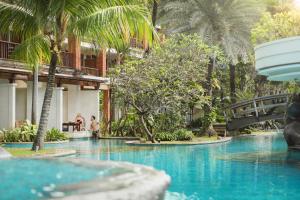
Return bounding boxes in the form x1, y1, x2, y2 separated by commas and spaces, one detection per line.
1, 123, 67, 142
155, 132, 177, 141
111, 112, 142, 137
155, 129, 194, 141
45, 128, 68, 142
1, 123, 37, 142
174, 129, 194, 141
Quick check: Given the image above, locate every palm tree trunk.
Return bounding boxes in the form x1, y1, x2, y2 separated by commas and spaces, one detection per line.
202, 59, 215, 135
229, 63, 236, 103
32, 53, 58, 150
206, 59, 214, 97
31, 67, 38, 125
152, 0, 158, 26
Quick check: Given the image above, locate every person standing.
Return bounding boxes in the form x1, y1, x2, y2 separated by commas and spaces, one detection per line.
90, 115, 99, 139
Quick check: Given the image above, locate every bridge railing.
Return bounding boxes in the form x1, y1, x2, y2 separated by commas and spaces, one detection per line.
225, 94, 290, 120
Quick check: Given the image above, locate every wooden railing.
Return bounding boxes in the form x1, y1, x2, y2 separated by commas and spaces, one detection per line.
0, 40, 19, 59
82, 67, 99, 76
0, 39, 100, 77
225, 94, 290, 130
227, 94, 289, 119
60, 51, 74, 68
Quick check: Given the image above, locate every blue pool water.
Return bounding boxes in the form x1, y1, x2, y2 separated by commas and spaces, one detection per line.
0, 159, 114, 200
4, 133, 300, 200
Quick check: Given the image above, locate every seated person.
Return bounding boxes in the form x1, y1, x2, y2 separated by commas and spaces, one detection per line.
75, 113, 85, 131
90, 115, 99, 138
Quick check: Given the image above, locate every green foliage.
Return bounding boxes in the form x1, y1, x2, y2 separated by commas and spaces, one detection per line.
159, 0, 263, 63
155, 129, 194, 141
153, 112, 185, 133
1, 123, 37, 142
251, 11, 300, 45
112, 34, 222, 141
111, 112, 142, 137
45, 128, 68, 142
175, 129, 194, 141
155, 132, 176, 141
201, 108, 217, 133
0, 123, 67, 142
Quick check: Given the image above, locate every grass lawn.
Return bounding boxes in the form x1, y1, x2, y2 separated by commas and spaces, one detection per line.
4, 148, 60, 157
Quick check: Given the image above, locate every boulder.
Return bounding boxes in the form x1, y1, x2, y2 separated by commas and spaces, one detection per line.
284, 121, 300, 149
284, 101, 300, 149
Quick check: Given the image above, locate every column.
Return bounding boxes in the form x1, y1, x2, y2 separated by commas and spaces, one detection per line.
96, 48, 111, 134
0, 83, 16, 129
68, 35, 81, 70
55, 87, 64, 131
96, 49, 107, 77
103, 89, 111, 134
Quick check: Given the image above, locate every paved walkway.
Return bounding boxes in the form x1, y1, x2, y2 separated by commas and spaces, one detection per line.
0, 147, 12, 159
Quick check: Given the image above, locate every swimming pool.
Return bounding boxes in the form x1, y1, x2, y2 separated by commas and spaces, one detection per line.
4, 133, 300, 200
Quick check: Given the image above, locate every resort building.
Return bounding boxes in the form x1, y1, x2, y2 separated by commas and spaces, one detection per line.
0, 34, 111, 132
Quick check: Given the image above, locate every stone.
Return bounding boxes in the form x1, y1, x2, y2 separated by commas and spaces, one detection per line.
284, 101, 300, 149
284, 121, 300, 149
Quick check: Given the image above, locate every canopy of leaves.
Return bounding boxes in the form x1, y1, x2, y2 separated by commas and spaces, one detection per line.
0, 0, 154, 68
251, 11, 300, 45
111, 34, 224, 136
158, 0, 263, 63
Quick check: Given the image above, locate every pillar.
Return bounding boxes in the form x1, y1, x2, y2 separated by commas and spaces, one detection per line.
68, 35, 81, 70
102, 90, 111, 134
96, 49, 107, 77
0, 83, 16, 129
55, 87, 64, 131
96, 48, 111, 134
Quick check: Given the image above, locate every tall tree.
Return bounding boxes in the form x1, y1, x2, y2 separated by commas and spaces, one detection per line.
112, 34, 223, 142
0, 0, 153, 150
159, 0, 263, 104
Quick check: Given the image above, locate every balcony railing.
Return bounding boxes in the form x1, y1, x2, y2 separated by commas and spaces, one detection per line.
0, 39, 100, 77
82, 67, 99, 76
0, 40, 19, 59
61, 51, 74, 68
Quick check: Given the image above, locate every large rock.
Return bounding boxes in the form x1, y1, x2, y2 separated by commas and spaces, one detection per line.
284, 121, 300, 149
284, 101, 300, 149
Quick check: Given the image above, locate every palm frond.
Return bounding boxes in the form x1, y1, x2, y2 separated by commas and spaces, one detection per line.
12, 34, 51, 69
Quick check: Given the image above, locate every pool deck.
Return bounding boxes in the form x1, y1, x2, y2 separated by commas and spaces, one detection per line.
0, 147, 12, 159
125, 137, 232, 146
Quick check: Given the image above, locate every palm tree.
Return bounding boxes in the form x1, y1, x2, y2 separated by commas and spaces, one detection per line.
0, 0, 154, 150
159, 0, 262, 132
159, 0, 262, 102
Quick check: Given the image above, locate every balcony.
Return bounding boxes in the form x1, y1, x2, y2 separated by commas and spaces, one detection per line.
255, 36, 300, 81
0, 40, 100, 77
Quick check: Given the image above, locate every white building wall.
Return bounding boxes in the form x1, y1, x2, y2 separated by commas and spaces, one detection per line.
0, 83, 16, 129
63, 85, 99, 130
16, 88, 27, 121
26, 82, 63, 130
